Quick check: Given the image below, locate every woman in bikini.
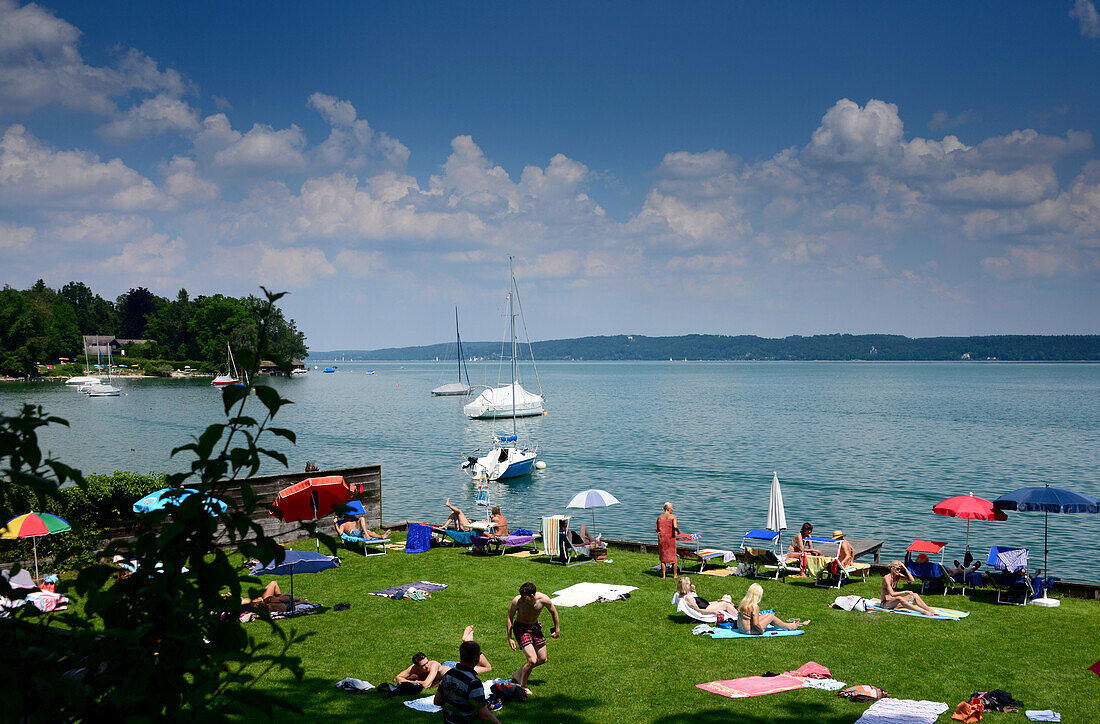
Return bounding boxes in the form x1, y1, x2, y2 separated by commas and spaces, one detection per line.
736, 582, 808, 634
242, 581, 307, 613
675, 577, 739, 619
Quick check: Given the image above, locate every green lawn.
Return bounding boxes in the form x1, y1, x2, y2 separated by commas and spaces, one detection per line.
247, 537, 1099, 723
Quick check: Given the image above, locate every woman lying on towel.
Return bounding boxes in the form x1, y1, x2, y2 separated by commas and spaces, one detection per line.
676, 577, 739, 619
242, 581, 308, 613
736, 583, 809, 634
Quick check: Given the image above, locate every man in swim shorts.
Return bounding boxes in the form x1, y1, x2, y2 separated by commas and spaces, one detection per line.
506, 581, 560, 692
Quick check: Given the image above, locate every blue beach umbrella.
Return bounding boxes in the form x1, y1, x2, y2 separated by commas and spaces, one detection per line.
993, 484, 1099, 594
251, 550, 339, 609
133, 488, 229, 516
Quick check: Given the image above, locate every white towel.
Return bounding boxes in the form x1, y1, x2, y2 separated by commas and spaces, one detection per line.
1025, 711, 1061, 722
855, 698, 948, 724
550, 582, 637, 607
403, 694, 442, 713
335, 677, 374, 692
803, 678, 846, 691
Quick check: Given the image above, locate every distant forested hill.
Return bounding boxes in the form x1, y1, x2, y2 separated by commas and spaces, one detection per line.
317, 334, 1100, 361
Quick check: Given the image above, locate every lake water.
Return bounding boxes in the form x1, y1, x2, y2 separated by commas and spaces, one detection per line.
4, 361, 1099, 581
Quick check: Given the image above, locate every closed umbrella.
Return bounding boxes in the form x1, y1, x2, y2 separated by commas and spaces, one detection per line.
271, 476, 352, 549
2, 512, 71, 581
767, 471, 787, 534
250, 550, 339, 611
565, 489, 621, 529
994, 484, 1100, 606
932, 493, 1007, 552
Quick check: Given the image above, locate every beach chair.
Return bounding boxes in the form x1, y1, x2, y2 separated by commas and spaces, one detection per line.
436, 528, 476, 548
472, 530, 539, 556
340, 531, 389, 557
671, 592, 728, 624
739, 529, 800, 580
677, 536, 736, 573
903, 541, 948, 593
986, 546, 1032, 605
547, 517, 595, 566
806, 538, 871, 589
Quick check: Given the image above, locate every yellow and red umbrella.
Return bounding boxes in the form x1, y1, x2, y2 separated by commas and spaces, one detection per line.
2, 512, 72, 581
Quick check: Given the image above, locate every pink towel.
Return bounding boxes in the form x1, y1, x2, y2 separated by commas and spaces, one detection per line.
784, 661, 830, 678
697, 675, 804, 698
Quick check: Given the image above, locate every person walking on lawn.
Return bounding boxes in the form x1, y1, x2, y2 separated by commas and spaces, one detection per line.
506, 581, 560, 692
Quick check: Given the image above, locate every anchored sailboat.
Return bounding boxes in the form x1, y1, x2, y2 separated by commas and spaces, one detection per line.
211, 343, 241, 386
432, 306, 473, 396
461, 258, 541, 481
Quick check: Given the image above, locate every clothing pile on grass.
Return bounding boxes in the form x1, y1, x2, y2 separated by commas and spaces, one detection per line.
369, 581, 448, 601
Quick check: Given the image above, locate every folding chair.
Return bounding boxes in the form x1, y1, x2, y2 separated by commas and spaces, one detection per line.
340, 531, 389, 557
805, 538, 869, 589
548, 517, 594, 566
904, 541, 948, 593
739, 529, 800, 580
987, 546, 1032, 605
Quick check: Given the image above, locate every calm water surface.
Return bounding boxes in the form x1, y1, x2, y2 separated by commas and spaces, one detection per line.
4, 362, 1099, 580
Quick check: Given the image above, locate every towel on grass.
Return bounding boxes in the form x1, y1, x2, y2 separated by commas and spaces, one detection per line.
384, 543, 406, 550
866, 598, 969, 619
551, 582, 637, 607
1025, 711, 1061, 722
505, 550, 538, 558
784, 662, 829, 678
700, 568, 737, 577
370, 581, 448, 599
336, 678, 374, 692
403, 695, 442, 713
854, 698, 948, 724
697, 675, 805, 698
803, 678, 845, 691
270, 602, 322, 619
707, 626, 803, 639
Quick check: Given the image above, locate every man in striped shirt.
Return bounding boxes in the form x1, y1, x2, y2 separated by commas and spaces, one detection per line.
434, 640, 501, 724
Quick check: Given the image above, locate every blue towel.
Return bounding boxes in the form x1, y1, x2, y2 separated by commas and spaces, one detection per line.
708, 624, 804, 638
444, 530, 475, 545
405, 523, 432, 553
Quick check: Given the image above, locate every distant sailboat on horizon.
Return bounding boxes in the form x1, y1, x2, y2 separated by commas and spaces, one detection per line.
432, 306, 473, 396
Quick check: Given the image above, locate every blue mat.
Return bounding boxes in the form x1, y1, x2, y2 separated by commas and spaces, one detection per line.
708, 624, 804, 638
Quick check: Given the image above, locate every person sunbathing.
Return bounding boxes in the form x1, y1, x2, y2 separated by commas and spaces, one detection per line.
394, 626, 492, 690
736, 582, 808, 634
334, 512, 371, 539
947, 559, 982, 577
441, 498, 473, 531
675, 577, 739, 619
242, 581, 307, 613
833, 530, 855, 568
881, 560, 937, 615
490, 506, 509, 537
578, 523, 603, 546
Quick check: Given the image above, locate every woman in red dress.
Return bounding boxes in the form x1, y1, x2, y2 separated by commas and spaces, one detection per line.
655, 502, 680, 579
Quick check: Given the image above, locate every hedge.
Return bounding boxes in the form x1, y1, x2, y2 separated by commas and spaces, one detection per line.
1, 471, 166, 570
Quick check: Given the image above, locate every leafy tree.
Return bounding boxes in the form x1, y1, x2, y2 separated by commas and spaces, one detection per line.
60, 281, 118, 336
116, 286, 162, 339
0, 289, 308, 720
146, 288, 197, 359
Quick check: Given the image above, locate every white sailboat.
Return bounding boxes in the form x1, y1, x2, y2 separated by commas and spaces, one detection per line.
432, 306, 473, 396
68, 335, 101, 386
85, 337, 121, 396
461, 258, 540, 481
211, 343, 241, 387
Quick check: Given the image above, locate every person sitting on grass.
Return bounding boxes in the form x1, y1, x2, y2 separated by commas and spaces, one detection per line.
434, 640, 502, 724
675, 576, 739, 620
736, 582, 809, 634
394, 625, 493, 692
242, 581, 306, 613
441, 498, 473, 531
881, 560, 938, 615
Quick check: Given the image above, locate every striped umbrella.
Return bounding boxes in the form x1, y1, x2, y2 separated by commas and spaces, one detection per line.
2, 512, 72, 581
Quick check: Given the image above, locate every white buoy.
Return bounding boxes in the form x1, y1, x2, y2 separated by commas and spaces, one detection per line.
534, 461, 547, 470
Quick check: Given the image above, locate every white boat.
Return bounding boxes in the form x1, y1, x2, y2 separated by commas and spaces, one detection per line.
212, 343, 241, 386
432, 306, 472, 396
66, 375, 101, 386
291, 367, 308, 376
86, 337, 121, 397
461, 257, 541, 481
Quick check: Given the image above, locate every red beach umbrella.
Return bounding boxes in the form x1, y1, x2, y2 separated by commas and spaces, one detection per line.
271, 476, 351, 549
932, 493, 1007, 552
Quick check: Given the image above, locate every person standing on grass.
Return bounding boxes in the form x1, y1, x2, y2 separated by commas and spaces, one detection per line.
655, 502, 679, 579
506, 581, 560, 692
434, 640, 501, 724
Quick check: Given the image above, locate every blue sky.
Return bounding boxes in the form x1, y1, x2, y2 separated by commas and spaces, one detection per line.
1, 1, 1099, 348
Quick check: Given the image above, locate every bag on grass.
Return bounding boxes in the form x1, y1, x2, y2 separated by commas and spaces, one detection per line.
491, 682, 528, 702
838, 685, 887, 702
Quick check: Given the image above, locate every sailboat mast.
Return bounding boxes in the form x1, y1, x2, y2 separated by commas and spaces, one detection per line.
455, 306, 462, 383
510, 257, 517, 437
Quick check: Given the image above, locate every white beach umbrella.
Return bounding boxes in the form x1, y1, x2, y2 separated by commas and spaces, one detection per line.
767, 471, 787, 533
566, 489, 621, 529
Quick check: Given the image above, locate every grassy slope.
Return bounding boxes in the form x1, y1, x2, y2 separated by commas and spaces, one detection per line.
249, 538, 1099, 723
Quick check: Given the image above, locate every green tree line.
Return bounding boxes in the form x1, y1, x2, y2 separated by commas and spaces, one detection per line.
0, 280, 308, 376
325, 332, 1100, 362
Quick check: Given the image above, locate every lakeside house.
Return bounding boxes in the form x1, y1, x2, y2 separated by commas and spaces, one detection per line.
257, 359, 307, 376
82, 335, 154, 358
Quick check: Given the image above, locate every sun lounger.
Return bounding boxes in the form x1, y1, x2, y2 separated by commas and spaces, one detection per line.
340, 531, 389, 557
986, 546, 1032, 605
739, 529, 800, 580
435, 528, 476, 547
472, 531, 539, 556
904, 541, 949, 593
679, 547, 737, 573
672, 592, 728, 624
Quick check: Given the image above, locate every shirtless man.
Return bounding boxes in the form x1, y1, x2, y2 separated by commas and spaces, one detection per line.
490, 506, 508, 537
881, 560, 937, 616
506, 581, 560, 691
833, 530, 855, 568
394, 626, 492, 690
